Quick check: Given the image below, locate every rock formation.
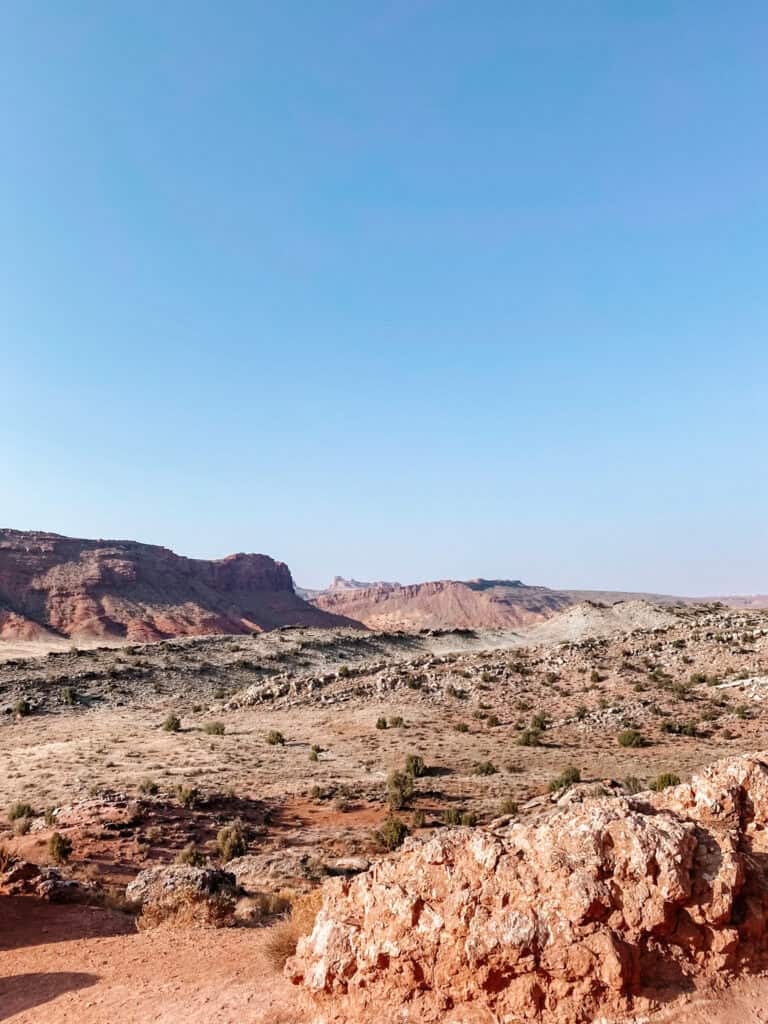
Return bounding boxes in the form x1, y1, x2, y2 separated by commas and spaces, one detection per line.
288, 753, 768, 1023
0, 529, 360, 641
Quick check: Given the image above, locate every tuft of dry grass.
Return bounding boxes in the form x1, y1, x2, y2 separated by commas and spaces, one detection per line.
263, 889, 324, 971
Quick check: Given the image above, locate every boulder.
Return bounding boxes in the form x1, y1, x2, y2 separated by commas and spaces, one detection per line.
126, 865, 237, 929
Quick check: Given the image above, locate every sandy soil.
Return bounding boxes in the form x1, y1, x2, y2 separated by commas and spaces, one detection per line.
0, 896, 300, 1024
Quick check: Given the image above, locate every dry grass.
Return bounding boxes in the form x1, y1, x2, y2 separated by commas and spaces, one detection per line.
263, 889, 324, 971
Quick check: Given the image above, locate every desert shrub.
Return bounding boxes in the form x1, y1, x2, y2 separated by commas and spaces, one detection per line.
651, 772, 681, 792
481, 671, 492, 683
474, 760, 497, 776
163, 713, 181, 733
404, 754, 426, 778
412, 809, 426, 828
204, 721, 226, 736
13, 817, 32, 835
175, 843, 207, 867
266, 730, 285, 746
486, 713, 500, 727
139, 779, 159, 795
736, 704, 751, 720
549, 766, 581, 792
44, 807, 57, 827
443, 807, 477, 827
590, 670, 602, 683
308, 748, 319, 762
376, 816, 409, 850
175, 784, 200, 809
517, 728, 542, 747
454, 722, 469, 733
48, 831, 72, 864
498, 797, 518, 816
387, 769, 414, 810
217, 820, 247, 862
576, 705, 588, 721
8, 801, 34, 821
60, 686, 77, 705
389, 716, 404, 728
661, 720, 698, 737
337, 665, 350, 678
623, 775, 645, 794
263, 890, 324, 971
530, 712, 549, 731
14, 699, 31, 717
617, 729, 647, 748
375, 717, 388, 730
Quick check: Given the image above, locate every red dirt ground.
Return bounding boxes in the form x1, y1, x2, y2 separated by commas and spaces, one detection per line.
0, 896, 301, 1024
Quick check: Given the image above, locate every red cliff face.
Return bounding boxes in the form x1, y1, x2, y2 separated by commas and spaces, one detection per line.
0, 529, 360, 641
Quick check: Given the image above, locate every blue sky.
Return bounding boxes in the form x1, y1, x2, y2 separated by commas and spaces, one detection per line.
2, 2, 766, 593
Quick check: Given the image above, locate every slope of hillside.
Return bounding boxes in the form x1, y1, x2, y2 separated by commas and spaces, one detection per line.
310, 578, 573, 630
0, 529, 359, 642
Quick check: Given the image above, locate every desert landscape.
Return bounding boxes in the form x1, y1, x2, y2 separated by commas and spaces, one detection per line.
3, 529, 768, 1022
5, 5, 766, 1021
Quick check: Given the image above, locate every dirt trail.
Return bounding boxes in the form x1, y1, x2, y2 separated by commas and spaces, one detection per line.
0, 897, 300, 1023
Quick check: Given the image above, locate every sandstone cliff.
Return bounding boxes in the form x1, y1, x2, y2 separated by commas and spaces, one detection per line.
0, 529, 360, 641
288, 753, 768, 1023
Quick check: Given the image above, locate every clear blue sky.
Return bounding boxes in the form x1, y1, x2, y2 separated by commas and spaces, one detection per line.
3, 3, 766, 593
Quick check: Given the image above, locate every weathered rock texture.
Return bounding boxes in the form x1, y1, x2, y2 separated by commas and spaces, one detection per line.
126, 865, 237, 929
0, 529, 360, 640
288, 753, 768, 1023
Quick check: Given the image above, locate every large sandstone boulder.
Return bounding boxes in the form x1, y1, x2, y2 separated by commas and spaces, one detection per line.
126, 865, 238, 929
287, 753, 768, 1023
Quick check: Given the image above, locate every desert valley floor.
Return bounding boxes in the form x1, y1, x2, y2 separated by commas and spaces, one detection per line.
3, 599, 768, 1022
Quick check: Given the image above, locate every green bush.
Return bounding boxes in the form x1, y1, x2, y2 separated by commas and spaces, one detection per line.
474, 761, 497, 776
661, 721, 698, 737
14, 699, 31, 717
175, 784, 200, 809
404, 754, 426, 778
60, 686, 77, 706
617, 729, 647, 748
216, 820, 247, 862
454, 722, 470, 733
266, 730, 285, 746
548, 766, 581, 793
163, 713, 181, 733
377, 817, 409, 850
387, 769, 414, 810
651, 772, 681, 792
498, 797, 518, 815
530, 712, 549, 731
175, 843, 207, 867
8, 801, 34, 821
486, 714, 500, 727
139, 779, 159, 795
375, 717, 388, 730
517, 728, 542, 747
623, 775, 645, 794
48, 832, 72, 864
389, 716, 404, 728
204, 721, 226, 736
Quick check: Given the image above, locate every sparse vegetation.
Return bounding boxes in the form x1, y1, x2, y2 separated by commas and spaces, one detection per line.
163, 713, 181, 732
618, 729, 647, 748
387, 769, 415, 810
48, 831, 72, 864
216, 820, 247, 862
651, 772, 682, 792
266, 730, 285, 746
548, 766, 581, 792
376, 816, 409, 850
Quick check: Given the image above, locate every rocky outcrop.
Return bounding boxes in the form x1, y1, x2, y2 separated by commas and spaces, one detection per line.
126, 865, 238, 928
288, 753, 768, 1023
0, 529, 361, 640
